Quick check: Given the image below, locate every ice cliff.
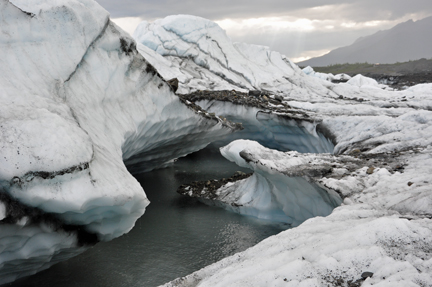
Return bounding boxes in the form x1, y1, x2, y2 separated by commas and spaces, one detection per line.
133, 15, 337, 100
0, 1, 236, 284
134, 15, 432, 286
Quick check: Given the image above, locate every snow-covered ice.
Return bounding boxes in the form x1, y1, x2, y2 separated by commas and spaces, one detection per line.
1, 2, 432, 286
165, 145, 432, 287
133, 15, 337, 100
133, 15, 432, 287
192, 140, 343, 225
0, 1, 236, 284
302, 66, 352, 83
164, 209, 432, 286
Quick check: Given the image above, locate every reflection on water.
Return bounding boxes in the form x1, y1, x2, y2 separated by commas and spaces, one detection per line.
8, 146, 286, 287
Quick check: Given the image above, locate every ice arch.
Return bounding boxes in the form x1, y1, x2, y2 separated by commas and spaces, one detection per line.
0, 1, 236, 284
197, 100, 335, 154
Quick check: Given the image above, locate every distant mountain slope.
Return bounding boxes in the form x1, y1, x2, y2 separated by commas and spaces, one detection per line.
298, 16, 432, 67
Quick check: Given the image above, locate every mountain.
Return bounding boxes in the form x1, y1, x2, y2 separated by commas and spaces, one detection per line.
298, 16, 432, 66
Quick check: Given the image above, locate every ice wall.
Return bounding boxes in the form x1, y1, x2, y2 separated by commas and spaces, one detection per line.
0, 1, 235, 284
133, 15, 335, 100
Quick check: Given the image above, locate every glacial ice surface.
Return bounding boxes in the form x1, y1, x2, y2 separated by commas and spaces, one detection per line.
165, 143, 432, 287
0, 1, 235, 284
134, 15, 432, 287
1, 5, 432, 286
133, 15, 337, 100
302, 66, 352, 82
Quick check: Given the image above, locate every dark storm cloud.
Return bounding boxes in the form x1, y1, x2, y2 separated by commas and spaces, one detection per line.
97, 0, 432, 22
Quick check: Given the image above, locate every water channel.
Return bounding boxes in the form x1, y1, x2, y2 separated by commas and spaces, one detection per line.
8, 146, 287, 287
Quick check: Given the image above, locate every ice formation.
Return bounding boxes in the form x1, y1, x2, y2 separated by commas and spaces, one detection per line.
166, 145, 432, 286
183, 140, 342, 225
302, 66, 352, 83
133, 15, 432, 287
0, 1, 236, 284
0, 2, 431, 285
195, 100, 334, 153
133, 15, 340, 100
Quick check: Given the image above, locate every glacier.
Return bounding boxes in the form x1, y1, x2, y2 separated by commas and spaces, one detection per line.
134, 15, 432, 287
0, 2, 432, 286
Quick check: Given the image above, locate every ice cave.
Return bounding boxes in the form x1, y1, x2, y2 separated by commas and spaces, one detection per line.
1, 1, 432, 286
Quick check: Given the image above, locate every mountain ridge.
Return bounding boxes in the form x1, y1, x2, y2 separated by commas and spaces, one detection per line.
298, 16, 432, 66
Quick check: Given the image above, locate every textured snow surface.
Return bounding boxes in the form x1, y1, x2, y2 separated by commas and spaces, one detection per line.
164, 211, 432, 287
133, 15, 337, 99
164, 143, 432, 287
0, 1, 235, 284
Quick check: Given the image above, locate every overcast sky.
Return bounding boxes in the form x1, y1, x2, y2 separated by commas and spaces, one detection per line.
99, 0, 432, 62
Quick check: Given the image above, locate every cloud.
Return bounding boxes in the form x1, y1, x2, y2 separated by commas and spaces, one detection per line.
99, 0, 432, 22
215, 16, 410, 59
104, 0, 432, 60
112, 17, 144, 36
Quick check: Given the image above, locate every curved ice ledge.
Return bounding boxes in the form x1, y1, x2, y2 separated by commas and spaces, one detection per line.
180, 140, 342, 226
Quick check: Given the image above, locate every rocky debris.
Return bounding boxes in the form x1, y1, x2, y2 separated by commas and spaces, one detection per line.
176, 94, 243, 131
167, 78, 179, 92
248, 90, 261, 97
178, 90, 313, 121
366, 167, 375, 174
374, 72, 432, 90
331, 79, 350, 84
177, 171, 252, 200
177, 143, 411, 207
344, 151, 406, 175
321, 271, 373, 287
361, 271, 373, 279
323, 275, 367, 287
180, 89, 282, 108
274, 94, 284, 102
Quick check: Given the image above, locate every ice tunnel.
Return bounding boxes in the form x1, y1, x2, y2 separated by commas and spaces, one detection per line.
194, 100, 335, 154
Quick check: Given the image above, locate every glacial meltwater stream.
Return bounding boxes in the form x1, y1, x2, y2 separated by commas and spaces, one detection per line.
8, 147, 286, 287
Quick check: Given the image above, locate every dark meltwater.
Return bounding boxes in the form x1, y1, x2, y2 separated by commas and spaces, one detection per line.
8, 147, 286, 287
